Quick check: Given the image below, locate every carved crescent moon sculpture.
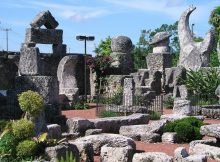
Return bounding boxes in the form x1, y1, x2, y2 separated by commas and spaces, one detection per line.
178, 6, 214, 70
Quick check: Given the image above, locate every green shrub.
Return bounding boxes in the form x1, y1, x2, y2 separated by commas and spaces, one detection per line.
162, 117, 204, 143
0, 120, 10, 133
149, 111, 161, 120
18, 90, 44, 116
16, 140, 38, 159
163, 96, 174, 109
180, 67, 220, 95
174, 122, 194, 142
0, 131, 17, 156
162, 120, 177, 132
100, 111, 119, 118
12, 119, 35, 141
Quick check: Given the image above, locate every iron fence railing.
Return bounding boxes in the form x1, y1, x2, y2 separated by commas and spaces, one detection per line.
96, 92, 163, 117
189, 94, 219, 116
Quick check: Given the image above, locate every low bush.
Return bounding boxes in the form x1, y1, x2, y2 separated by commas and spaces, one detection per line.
18, 90, 44, 116
0, 131, 17, 157
12, 119, 35, 141
162, 117, 204, 143
149, 111, 161, 120
72, 102, 89, 110
163, 96, 174, 109
100, 111, 119, 118
16, 140, 38, 159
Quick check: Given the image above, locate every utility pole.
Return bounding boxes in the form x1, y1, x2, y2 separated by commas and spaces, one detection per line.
1, 28, 11, 52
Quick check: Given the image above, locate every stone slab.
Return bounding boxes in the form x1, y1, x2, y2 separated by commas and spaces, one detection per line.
100, 144, 133, 162
200, 124, 220, 139
73, 133, 136, 155
30, 10, 59, 29
25, 28, 63, 44
133, 152, 173, 162
90, 113, 150, 133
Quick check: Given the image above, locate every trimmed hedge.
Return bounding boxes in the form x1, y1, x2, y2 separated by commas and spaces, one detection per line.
18, 90, 44, 116
16, 140, 38, 159
12, 119, 35, 141
162, 117, 204, 142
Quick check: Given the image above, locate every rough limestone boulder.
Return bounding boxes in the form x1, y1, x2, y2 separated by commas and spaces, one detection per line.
47, 124, 62, 139
90, 113, 150, 133
132, 152, 173, 162
119, 119, 168, 138
185, 155, 207, 162
174, 147, 207, 162
200, 124, 220, 140
174, 147, 189, 160
162, 132, 178, 144
189, 143, 220, 161
73, 134, 136, 154
66, 117, 94, 135
160, 114, 204, 122
69, 141, 94, 162
140, 133, 161, 143
45, 143, 79, 162
85, 129, 102, 136
173, 99, 192, 115
100, 144, 134, 162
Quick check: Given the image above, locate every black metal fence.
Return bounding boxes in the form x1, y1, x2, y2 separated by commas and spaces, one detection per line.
96, 92, 163, 117
189, 94, 219, 116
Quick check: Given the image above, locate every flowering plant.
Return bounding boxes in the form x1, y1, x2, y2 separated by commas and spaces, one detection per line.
87, 55, 112, 75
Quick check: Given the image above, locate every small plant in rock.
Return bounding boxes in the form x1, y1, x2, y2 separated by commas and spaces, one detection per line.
162, 117, 204, 143
18, 90, 44, 117
12, 119, 35, 141
71, 98, 89, 110
16, 140, 38, 159
57, 151, 76, 162
149, 111, 161, 120
163, 96, 174, 109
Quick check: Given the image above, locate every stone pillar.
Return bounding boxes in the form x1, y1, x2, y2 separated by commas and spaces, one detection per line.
146, 32, 172, 90
123, 78, 134, 107
19, 46, 41, 75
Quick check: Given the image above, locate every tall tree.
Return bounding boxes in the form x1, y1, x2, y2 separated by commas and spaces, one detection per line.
94, 36, 112, 56
209, 6, 220, 67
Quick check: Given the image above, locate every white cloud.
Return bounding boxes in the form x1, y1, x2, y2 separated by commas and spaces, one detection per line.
60, 9, 110, 21
25, 0, 111, 22
166, 0, 185, 7
103, 0, 187, 19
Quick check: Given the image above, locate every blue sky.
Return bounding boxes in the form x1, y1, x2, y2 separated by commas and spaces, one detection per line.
0, 0, 219, 55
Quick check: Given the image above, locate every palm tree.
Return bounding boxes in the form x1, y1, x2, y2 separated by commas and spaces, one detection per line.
209, 6, 220, 61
